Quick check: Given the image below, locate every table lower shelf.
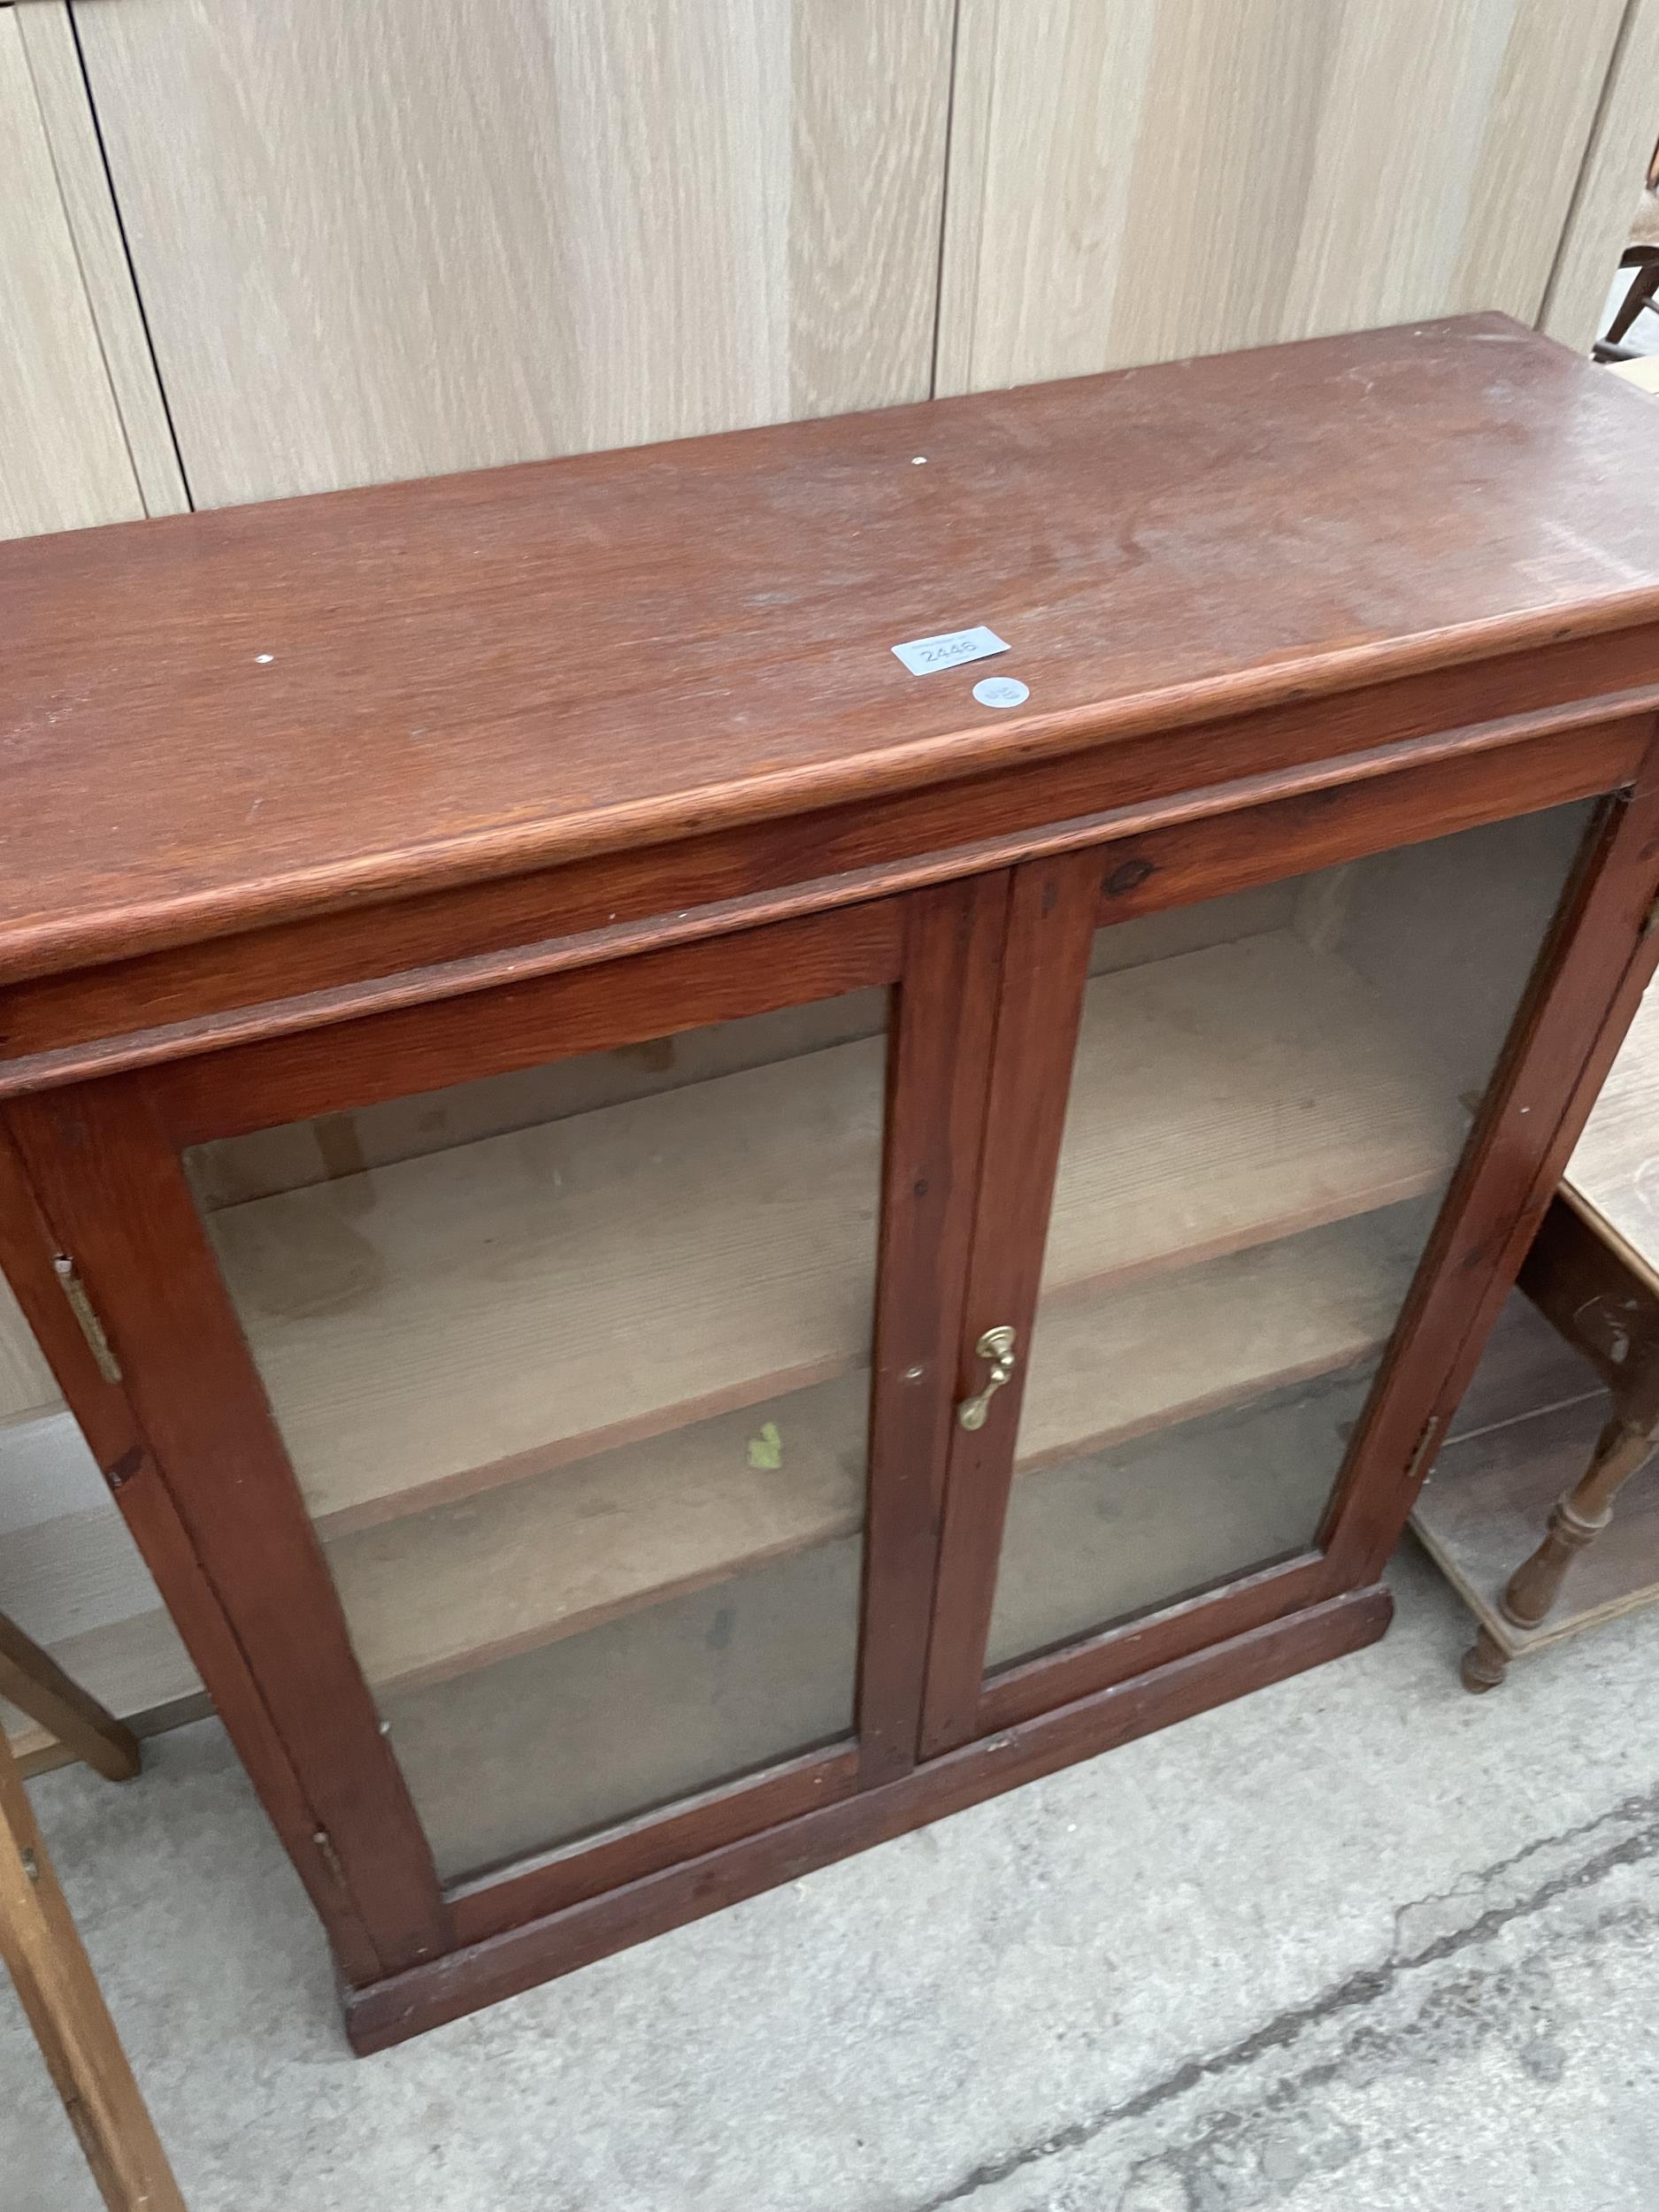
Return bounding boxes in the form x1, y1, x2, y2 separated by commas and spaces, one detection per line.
1411, 1294, 1659, 1660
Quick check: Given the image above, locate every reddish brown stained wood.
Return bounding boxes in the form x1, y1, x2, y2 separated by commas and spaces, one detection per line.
857, 872, 1008, 1784
1520, 1190, 1659, 1393
4, 664, 1655, 1089
445, 1746, 860, 1947
1325, 747, 1659, 1586
10, 317, 1659, 986
919, 852, 1099, 1758
976, 1552, 1328, 1735
1084, 713, 1647, 931
0, 1124, 386, 1986
347, 1586, 1390, 2050
2, 1084, 449, 1974
147, 899, 901, 1146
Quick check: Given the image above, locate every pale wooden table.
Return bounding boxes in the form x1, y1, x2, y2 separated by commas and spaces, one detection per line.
1413, 979, 1659, 1688
1, 1673, 185, 2208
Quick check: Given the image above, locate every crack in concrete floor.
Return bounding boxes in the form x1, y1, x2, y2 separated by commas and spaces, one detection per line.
12, 1549, 1659, 2212
910, 1786, 1659, 2212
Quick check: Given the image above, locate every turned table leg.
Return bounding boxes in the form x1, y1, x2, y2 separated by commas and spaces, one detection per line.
1461, 1627, 1510, 1694
1499, 1405, 1659, 1634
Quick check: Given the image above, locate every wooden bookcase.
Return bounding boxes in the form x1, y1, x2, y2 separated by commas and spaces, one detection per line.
5, 317, 1659, 2049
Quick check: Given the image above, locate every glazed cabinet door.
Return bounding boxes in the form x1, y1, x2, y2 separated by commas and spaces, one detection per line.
6, 881, 1002, 1970
923, 778, 1628, 1754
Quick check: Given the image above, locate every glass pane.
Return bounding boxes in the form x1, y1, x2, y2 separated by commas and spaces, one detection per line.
186, 987, 887, 1881
986, 802, 1595, 1675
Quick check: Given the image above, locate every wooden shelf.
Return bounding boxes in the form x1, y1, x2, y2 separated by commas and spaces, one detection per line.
211, 927, 1461, 1537
1041, 930, 1463, 1293
328, 1204, 1425, 1697
329, 1377, 870, 1694
210, 1037, 888, 1532
1017, 1204, 1425, 1471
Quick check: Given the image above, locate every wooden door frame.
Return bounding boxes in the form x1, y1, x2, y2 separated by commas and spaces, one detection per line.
921, 712, 1659, 1755
0, 878, 1004, 1979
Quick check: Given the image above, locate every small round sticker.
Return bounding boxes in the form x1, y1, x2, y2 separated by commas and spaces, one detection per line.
972, 675, 1029, 710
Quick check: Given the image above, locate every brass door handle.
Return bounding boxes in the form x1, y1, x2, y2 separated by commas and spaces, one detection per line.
956, 1325, 1018, 1430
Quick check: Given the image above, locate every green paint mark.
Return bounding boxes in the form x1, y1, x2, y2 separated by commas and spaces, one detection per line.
747, 1420, 783, 1471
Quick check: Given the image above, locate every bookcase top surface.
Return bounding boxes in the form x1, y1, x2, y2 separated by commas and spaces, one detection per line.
6, 312, 1659, 982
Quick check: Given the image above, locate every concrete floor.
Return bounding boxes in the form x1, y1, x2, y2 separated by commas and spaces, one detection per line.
8, 1542, 1659, 2210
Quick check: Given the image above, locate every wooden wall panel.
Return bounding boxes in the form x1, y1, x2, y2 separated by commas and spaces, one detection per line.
938, 0, 1631, 395
73, 0, 956, 509
0, 5, 144, 539
1540, 0, 1659, 350
14, 1, 188, 519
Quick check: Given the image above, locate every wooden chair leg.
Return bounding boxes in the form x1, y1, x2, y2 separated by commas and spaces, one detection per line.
1500, 1409, 1658, 1631
0, 1729, 187, 2210
1461, 1626, 1509, 1694
1607, 257, 1659, 345
0, 1613, 140, 1783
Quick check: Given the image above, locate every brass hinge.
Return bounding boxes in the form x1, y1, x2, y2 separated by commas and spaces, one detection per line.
51, 1256, 121, 1384
1406, 1414, 1444, 1485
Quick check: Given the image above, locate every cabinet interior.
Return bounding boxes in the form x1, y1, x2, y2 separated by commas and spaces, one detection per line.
171, 805, 1587, 1877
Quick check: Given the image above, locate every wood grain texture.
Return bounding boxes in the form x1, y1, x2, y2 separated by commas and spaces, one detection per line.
11, 321, 1659, 987
208, 1032, 887, 1532
0, 1270, 60, 1427
382, 1533, 864, 1881
73, 0, 952, 510
1540, 0, 1659, 349
0, 8, 143, 541
149, 902, 902, 1148
1563, 970, 1659, 1268
0, 1408, 198, 1764
988, 1368, 1378, 1673
856, 875, 1007, 1782
920, 853, 1097, 1755
203, 921, 1453, 1536
938, 0, 1626, 394
0, 1611, 139, 1783
12, 0, 187, 518
0, 1118, 385, 1986
1414, 1310, 1659, 1655
1014, 1207, 1423, 1477
189, 989, 888, 1206
4, 668, 1650, 1100
1325, 755, 1659, 1587
445, 1745, 860, 1945
348, 1586, 1392, 2050
1, 1607, 199, 1772
1040, 931, 1463, 1289
0, 1728, 187, 2212
0, 1483, 177, 1686
315, 1197, 1409, 1705
4, 1081, 451, 1974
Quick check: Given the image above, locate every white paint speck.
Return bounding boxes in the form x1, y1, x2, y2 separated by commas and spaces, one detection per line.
255, 653, 274, 664
911, 456, 927, 465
